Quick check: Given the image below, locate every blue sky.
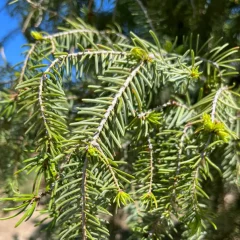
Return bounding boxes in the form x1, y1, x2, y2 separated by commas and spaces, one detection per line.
0, 0, 114, 66
0, 0, 26, 66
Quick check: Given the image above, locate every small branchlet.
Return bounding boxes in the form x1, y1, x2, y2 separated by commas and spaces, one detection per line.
130, 47, 154, 62
196, 113, 230, 142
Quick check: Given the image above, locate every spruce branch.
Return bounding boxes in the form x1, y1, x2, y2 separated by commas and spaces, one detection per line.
19, 43, 37, 84
81, 154, 88, 240
211, 86, 228, 122
38, 58, 60, 138
147, 135, 154, 194
42, 29, 128, 42
91, 61, 144, 144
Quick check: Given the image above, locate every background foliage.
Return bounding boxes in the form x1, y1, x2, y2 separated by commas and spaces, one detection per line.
1, 0, 240, 239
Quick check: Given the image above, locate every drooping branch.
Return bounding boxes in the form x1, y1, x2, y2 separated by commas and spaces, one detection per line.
19, 28, 128, 83
85, 61, 145, 192
91, 61, 144, 145
38, 58, 61, 139
211, 86, 228, 122
81, 154, 88, 240
147, 135, 154, 193
19, 43, 37, 84
36, 49, 129, 142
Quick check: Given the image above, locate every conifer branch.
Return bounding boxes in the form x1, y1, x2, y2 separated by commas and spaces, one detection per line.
38, 58, 60, 138
69, 50, 128, 58
43, 29, 99, 40
81, 155, 88, 240
19, 43, 37, 84
191, 134, 212, 209
107, 162, 121, 190
89, 142, 121, 190
211, 86, 228, 122
135, 0, 155, 32
91, 61, 144, 144
2, 19, 240, 238
179, 125, 191, 157
162, 100, 189, 110
147, 135, 154, 193
43, 29, 128, 41
19, 31, 128, 85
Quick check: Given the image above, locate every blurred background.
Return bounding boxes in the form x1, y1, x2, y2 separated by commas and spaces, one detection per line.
1, 0, 240, 239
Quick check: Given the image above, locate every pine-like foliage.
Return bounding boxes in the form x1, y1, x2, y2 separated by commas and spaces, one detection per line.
1, 15, 240, 240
